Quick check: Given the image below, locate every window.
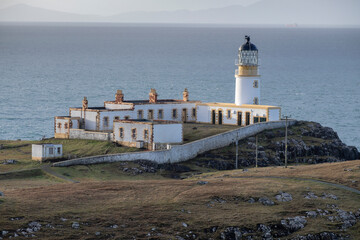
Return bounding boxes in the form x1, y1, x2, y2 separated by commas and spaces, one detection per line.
131, 128, 137, 139
64, 123, 68, 129
57, 147, 61, 154
227, 109, 232, 119
124, 116, 130, 120
114, 116, 120, 121
172, 109, 178, 119
254, 117, 259, 123
192, 108, 196, 118
148, 110, 154, 120
253, 80, 259, 88
119, 127, 124, 138
57, 123, 62, 129
137, 110, 143, 119
260, 117, 267, 122
158, 109, 163, 119
103, 116, 109, 127
144, 129, 148, 139
69, 121, 73, 128
49, 147, 54, 155
253, 97, 259, 105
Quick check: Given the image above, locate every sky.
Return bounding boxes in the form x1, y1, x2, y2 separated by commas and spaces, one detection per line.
0, 0, 262, 15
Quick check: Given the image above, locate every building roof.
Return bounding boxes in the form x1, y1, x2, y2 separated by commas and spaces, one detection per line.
32, 143, 62, 147
239, 36, 258, 51
197, 102, 280, 109
106, 99, 200, 105
114, 119, 180, 125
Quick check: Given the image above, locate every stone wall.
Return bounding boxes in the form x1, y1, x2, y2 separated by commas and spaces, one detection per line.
53, 120, 296, 167
69, 129, 112, 141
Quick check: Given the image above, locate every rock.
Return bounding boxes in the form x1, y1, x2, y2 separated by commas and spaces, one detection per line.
182, 222, 188, 228
248, 198, 255, 203
109, 224, 118, 229
95, 232, 101, 236
28, 222, 41, 232
197, 181, 208, 185
292, 232, 343, 240
321, 193, 338, 200
220, 227, 242, 240
336, 209, 357, 229
259, 197, 275, 206
257, 224, 272, 239
2, 231, 8, 236
275, 192, 293, 202
60, 217, 67, 222
0, 192, 4, 197
306, 211, 317, 218
176, 236, 185, 240
281, 216, 307, 232
71, 222, 80, 229
2, 159, 17, 165
212, 196, 226, 204
304, 192, 318, 199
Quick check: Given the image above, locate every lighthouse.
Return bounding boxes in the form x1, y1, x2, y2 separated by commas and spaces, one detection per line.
235, 36, 260, 106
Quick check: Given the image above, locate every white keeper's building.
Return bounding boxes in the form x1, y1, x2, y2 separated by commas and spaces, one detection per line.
54, 36, 281, 150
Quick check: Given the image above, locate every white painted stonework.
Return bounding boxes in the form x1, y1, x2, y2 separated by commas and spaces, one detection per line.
32, 144, 63, 161
54, 36, 282, 147
235, 76, 260, 105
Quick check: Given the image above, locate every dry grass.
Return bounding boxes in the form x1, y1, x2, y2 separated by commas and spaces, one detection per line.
1, 162, 360, 239
182, 123, 239, 143
0, 139, 139, 172
198, 160, 360, 191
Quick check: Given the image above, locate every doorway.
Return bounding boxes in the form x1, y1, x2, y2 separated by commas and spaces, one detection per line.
246, 112, 250, 126
218, 110, 223, 125
237, 112, 242, 126
211, 110, 216, 124
182, 108, 187, 122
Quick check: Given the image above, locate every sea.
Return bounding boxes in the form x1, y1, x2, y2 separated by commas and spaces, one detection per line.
0, 23, 359, 150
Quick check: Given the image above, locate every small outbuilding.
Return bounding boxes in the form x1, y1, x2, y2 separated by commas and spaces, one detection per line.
32, 144, 63, 161
113, 119, 183, 150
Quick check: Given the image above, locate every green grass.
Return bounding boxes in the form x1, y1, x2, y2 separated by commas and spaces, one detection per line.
0, 139, 140, 172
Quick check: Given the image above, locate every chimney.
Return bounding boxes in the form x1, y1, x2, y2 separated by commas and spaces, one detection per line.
82, 96, 88, 109
115, 90, 124, 103
149, 88, 158, 103
183, 88, 189, 102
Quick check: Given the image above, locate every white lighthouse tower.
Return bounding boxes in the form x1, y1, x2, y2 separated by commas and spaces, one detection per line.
235, 36, 260, 106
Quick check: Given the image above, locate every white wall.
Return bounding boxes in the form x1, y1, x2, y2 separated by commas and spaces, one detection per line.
69, 129, 112, 141
197, 104, 267, 125
84, 111, 98, 131
113, 122, 152, 143
55, 118, 69, 134
53, 120, 297, 167
269, 109, 281, 122
105, 103, 134, 110
235, 76, 260, 105
153, 124, 182, 143
32, 144, 43, 158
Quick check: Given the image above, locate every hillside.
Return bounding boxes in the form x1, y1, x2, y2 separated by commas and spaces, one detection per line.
1, 0, 360, 25
0, 121, 359, 239
0, 161, 359, 239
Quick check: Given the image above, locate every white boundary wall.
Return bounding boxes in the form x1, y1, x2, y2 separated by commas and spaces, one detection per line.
53, 120, 296, 167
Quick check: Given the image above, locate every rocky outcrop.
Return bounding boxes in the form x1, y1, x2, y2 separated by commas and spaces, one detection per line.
193, 121, 359, 169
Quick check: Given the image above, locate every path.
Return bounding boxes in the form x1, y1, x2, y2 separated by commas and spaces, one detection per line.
41, 164, 79, 183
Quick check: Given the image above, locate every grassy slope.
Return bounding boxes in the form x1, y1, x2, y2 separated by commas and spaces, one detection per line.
0, 161, 359, 239
0, 123, 238, 173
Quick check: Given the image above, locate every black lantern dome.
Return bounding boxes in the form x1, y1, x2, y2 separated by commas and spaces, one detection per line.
239, 36, 258, 51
